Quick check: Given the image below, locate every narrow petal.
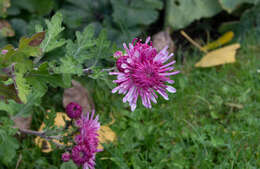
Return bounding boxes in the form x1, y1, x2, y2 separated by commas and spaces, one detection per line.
145, 36, 151, 44
131, 104, 137, 111
166, 86, 176, 93
159, 71, 180, 76
112, 86, 121, 93
109, 72, 123, 75
160, 60, 176, 69
166, 79, 174, 84
157, 89, 169, 100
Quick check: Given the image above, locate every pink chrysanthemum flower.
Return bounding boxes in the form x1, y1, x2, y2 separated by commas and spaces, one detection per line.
110, 37, 179, 111
71, 111, 102, 169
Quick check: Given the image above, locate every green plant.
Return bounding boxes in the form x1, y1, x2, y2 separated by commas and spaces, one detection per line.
0, 12, 115, 168
165, 0, 260, 30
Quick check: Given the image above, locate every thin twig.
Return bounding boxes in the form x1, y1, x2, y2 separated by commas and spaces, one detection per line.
15, 153, 22, 169
83, 67, 116, 74
18, 128, 62, 140
18, 128, 65, 148
180, 30, 207, 53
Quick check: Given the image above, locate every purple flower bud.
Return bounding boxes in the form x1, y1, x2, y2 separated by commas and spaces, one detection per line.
65, 102, 82, 119
62, 152, 71, 162
1, 49, 8, 54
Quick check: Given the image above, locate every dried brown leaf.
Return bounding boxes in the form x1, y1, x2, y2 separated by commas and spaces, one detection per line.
63, 80, 94, 113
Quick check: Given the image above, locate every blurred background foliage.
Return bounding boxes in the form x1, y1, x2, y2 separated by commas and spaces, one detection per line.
0, 0, 260, 46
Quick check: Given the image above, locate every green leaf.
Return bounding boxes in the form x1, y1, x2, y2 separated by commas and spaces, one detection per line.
60, 160, 77, 169
0, 100, 18, 115
165, 0, 222, 29
218, 0, 260, 13
53, 56, 83, 75
235, 3, 260, 45
0, 132, 19, 165
111, 0, 160, 27
53, 25, 96, 75
0, 0, 10, 18
40, 12, 66, 53
90, 29, 113, 59
18, 32, 44, 57
0, 93, 40, 117
26, 62, 69, 97
15, 72, 30, 103
12, 0, 54, 16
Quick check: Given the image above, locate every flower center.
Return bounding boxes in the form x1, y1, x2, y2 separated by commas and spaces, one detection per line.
131, 62, 161, 89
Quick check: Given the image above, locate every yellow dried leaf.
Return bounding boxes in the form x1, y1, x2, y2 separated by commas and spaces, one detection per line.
35, 112, 71, 153
35, 136, 52, 153
202, 31, 234, 51
97, 125, 116, 149
195, 43, 240, 68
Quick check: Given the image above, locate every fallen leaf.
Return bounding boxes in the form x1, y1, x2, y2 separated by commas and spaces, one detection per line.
63, 80, 94, 113
195, 43, 240, 67
12, 115, 32, 130
97, 125, 116, 149
152, 28, 175, 53
34, 112, 71, 153
202, 31, 234, 51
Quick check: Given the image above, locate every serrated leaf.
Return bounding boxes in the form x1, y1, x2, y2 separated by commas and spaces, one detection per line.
40, 12, 66, 53
26, 62, 68, 97
54, 56, 83, 75
54, 25, 96, 76
69, 25, 95, 61
15, 72, 30, 103
165, 0, 222, 29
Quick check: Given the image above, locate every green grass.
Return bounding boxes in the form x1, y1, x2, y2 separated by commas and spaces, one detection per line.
92, 46, 260, 169
13, 45, 260, 169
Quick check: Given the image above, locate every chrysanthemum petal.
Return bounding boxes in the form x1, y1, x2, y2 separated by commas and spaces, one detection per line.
166, 86, 176, 93
160, 60, 176, 69
159, 71, 180, 76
